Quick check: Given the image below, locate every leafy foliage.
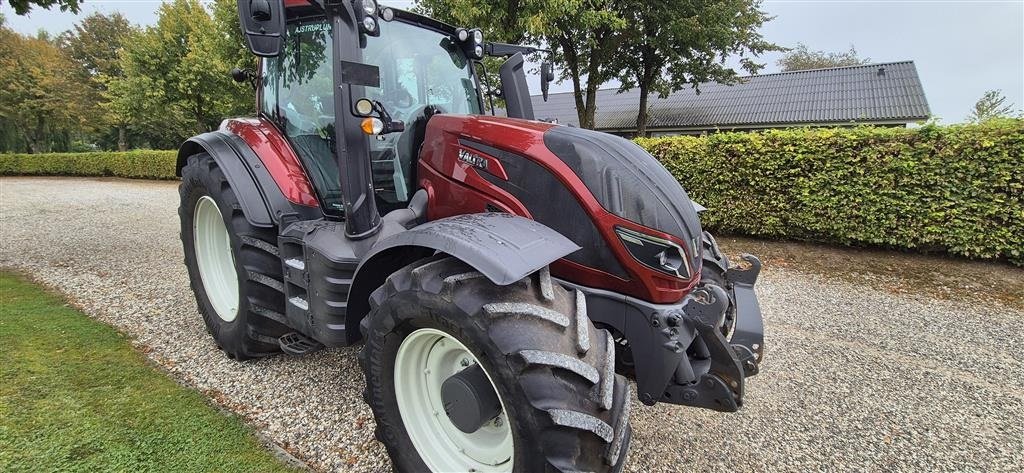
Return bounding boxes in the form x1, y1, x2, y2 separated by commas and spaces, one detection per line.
5, 0, 79, 15
417, 0, 620, 128
57, 12, 133, 80
103, 0, 253, 150
57, 12, 137, 150
0, 24, 91, 153
7, 120, 1020, 263
638, 119, 1024, 264
419, 0, 777, 131
0, 150, 178, 179
776, 43, 870, 71
968, 89, 1017, 123
0, 1, 251, 153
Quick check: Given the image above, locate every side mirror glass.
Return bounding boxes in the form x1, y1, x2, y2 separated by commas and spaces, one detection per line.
540, 60, 554, 102
238, 0, 285, 57
251, 0, 272, 21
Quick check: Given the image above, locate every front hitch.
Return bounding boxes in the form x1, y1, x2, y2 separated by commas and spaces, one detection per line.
559, 244, 765, 414
662, 255, 764, 412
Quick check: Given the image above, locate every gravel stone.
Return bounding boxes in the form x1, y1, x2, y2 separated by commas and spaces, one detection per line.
2, 177, 1022, 472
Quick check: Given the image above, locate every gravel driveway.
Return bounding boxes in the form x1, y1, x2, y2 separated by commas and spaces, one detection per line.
2, 177, 1022, 472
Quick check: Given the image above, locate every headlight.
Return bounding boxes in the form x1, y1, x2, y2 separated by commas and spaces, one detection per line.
361, 0, 377, 15
456, 28, 469, 42
473, 44, 484, 58
362, 16, 377, 32
615, 226, 692, 279
472, 29, 483, 44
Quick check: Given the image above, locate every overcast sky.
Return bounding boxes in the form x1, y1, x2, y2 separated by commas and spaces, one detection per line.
5, 0, 1022, 123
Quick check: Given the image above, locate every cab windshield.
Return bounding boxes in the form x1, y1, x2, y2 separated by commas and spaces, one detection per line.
262, 16, 481, 214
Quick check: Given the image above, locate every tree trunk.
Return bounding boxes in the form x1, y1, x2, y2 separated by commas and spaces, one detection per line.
580, 48, 604, 129
558, 37, 588, 128
582, 81, 600, 129
636, 83, 650, 137
118, 126, 127, 152
578, 26, 619, 130
24, 117, 47, 154
195, 96, 205, 135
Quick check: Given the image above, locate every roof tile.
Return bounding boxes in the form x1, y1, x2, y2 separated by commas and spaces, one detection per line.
532, 61, 931, 131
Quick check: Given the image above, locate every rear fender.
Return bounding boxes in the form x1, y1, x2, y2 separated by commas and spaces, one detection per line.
344, 213, 580, 344
178, 129, 319, 227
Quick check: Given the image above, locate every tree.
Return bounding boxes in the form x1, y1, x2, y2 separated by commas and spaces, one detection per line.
105, 0, 253, 149
58, 13, 133, 81
58, 13, 136, 150
613, 0, 779, 136
776, 43, 870, 72
6, 0, 79, 15
546, 6, 626, 129
418, 0, 776, 132
417, 0, 629, 129
968, 89, 1016, 123
210, 0, 256, 74
0, 24, 90, 152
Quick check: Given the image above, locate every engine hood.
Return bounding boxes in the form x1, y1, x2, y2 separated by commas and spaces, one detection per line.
543, 126, 704, 271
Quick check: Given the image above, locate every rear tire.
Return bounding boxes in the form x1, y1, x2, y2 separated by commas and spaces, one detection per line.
360, 256, 632, 472
179, 153, 290, 360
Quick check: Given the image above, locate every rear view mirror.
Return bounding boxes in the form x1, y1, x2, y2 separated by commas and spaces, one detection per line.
238, 0, 285, 57
540, 60, 554, 101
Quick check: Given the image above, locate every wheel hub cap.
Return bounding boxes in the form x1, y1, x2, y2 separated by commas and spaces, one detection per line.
441, 363, 503, 433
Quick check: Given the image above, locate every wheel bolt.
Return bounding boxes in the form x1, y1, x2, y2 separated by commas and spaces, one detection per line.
460, 358, 471, 367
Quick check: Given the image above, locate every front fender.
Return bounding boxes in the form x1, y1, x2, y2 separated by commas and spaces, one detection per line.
344, 212, 580, 344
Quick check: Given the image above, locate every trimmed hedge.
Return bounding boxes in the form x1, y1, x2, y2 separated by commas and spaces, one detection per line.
1, 121, 1020, 263
0, 150, 178, 180
638, 119, 1024, 264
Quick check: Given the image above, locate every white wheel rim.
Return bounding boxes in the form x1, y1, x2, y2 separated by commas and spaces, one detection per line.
193, 195, 239, 322
394, 328, 514, 472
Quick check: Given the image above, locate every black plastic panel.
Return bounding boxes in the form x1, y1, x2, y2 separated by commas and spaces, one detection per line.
543, 126, 703, 272
279, 219, 360, 346
463, 140, 629, 278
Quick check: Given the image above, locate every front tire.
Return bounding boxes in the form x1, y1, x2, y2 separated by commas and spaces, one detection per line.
179, 153, 290, 360
360, 256, 632, 472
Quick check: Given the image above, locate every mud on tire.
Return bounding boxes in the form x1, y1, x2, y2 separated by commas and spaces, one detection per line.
179, 153, 290, 360
360, 255, 632, 472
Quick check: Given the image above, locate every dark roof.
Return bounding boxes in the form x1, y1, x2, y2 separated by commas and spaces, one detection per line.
531, 61, 931, 131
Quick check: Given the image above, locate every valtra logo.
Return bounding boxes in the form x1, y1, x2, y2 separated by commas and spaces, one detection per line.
457, 148, 489, 171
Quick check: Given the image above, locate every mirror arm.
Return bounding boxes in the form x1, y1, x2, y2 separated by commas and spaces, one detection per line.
474, 60, 497, 116
230, 67, 259, 92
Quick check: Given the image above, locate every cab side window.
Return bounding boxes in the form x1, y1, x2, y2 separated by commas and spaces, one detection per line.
262, 19, 345, 215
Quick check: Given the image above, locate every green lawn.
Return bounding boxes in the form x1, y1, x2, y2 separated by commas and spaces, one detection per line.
0, 272, 302, 472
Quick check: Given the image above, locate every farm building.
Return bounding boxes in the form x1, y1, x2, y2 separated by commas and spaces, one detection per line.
530, 61, 931, 136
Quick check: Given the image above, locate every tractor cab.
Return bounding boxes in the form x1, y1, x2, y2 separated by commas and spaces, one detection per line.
248, 0, 541, 220
260, 7, 486, 215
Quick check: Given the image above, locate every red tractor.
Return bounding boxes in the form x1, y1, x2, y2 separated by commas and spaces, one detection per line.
177, 1, 764, 471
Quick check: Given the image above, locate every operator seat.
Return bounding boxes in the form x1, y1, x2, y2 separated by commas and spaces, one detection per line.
394, 104, 441, 194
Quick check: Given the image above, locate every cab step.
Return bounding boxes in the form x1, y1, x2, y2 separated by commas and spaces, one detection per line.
279, 332, 324, 356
